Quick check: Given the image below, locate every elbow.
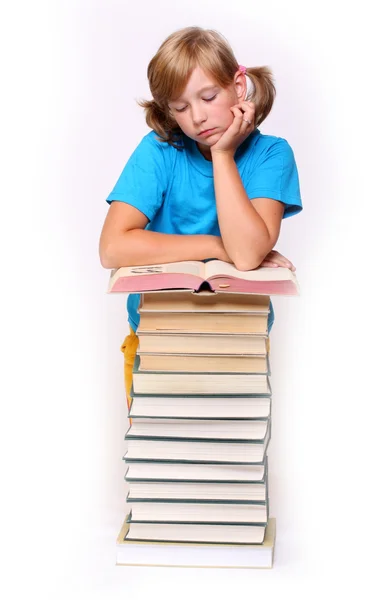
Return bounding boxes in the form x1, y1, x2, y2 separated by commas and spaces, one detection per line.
232, 251, 266, 272
99, 229, 140, 268
99, 240, 117, 269
233, 258, 262, 272
233, 242, 275, 272
100, 255, 113, 269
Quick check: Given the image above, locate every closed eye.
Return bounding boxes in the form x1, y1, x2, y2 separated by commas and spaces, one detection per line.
174, 95, 217, 113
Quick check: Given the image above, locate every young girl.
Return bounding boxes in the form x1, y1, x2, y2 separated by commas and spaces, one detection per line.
99, 26, 303, 413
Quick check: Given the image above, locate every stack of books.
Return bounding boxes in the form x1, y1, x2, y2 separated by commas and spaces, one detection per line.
108, 260, 299, 569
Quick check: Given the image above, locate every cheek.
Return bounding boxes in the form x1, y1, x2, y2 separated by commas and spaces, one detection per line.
225, 110, 234, 126
174, 115, 189, 131
214, 100, 234, 121
217, 108, 234, 130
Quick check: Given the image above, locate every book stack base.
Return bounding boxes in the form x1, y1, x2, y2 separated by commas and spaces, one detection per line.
116, 516, 275, 568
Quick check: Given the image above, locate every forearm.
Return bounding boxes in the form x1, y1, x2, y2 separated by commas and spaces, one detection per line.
101, 228, 222, 269
212, 153, 273, 270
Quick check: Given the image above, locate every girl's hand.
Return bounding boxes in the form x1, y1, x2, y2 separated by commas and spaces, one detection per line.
210, 101, 255, 157
260, 250, 296, 271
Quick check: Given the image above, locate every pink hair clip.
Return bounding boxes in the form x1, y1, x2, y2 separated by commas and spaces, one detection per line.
238, 65, 247, 74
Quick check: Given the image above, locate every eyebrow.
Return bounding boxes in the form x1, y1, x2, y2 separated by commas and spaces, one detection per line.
171, 85, 218, 104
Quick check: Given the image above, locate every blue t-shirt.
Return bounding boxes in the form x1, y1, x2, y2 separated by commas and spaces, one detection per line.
106, 129, 302, 333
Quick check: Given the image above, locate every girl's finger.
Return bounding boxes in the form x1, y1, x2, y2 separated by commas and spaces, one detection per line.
231, 105, 244, 118
267, 252, 295, 269
268, 250, 286, 260
267, 255, 286, 265
238, 101, 255, 119
263, 258, 296, 271
230, 106, 245, 131
261, 261, 279, 268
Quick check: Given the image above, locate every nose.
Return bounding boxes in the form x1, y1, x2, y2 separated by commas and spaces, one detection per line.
191, 103, 207, 126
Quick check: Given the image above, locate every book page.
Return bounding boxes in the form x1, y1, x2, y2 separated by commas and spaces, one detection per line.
112, 261, 204, 283
204, 261, 295, 282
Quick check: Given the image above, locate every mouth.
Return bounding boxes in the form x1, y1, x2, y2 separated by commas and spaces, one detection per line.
198, 128, 217, 137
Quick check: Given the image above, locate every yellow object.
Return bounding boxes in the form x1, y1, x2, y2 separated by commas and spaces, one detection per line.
121, 327, 139, 423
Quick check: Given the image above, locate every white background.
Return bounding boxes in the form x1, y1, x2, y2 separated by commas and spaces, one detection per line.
1, 1, 390, 598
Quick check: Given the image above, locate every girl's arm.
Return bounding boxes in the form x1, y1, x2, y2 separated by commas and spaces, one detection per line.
212, 152, 283, 271
209, 102, 287, 271
99, 201, 231, 268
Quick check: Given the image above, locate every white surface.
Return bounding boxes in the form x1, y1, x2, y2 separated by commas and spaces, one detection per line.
2, 1, 389, 599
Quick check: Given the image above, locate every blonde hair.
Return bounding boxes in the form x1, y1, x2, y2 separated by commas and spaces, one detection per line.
138, 27, 276, 148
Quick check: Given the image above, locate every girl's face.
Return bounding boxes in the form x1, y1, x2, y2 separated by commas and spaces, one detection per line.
168, 66, 246, 160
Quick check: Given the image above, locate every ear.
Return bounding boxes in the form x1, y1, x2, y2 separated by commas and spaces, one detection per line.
234, 70, 247, 102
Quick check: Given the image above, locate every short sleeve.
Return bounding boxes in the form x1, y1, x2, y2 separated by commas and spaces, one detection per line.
106, 133, 169, 222
245, 138, 302, 219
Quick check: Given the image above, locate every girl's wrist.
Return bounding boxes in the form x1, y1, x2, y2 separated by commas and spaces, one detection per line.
210, 148, 235, 160
201, 235, 222, 260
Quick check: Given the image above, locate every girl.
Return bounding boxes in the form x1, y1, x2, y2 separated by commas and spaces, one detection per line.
99, 26, 303, 413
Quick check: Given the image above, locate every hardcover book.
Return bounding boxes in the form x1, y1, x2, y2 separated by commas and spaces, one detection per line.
137, 311, 269, 334
128, 389, 271, 420
125, 481, 267, 502
124, 519, 267, 544
137, 331, 268, 355
136, 350, 268, 373
123, 460, 267, 483
138, 290, 270, 312
126, 501, 268, 525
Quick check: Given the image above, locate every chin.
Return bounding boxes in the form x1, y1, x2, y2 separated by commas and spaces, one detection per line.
202, 131, 224, 143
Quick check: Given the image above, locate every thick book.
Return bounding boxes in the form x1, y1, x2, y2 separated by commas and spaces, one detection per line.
108, 260, 299, 295
124, 422, 271, 464
131, 355, 271, 395
125, 481, 267, 502
137, 332, 268, 355
136, 351, 268, 373
116, 515, 276, 568
137, 311, 269, 335
124, 519, 267, 544
126, 501, 268, 525
128, 388, 271, 420
123, 461, 267, 483
125, 418, 269, 443
139, 290, 270, 312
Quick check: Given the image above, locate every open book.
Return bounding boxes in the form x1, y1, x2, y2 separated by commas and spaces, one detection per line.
108, 260, 299, 295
